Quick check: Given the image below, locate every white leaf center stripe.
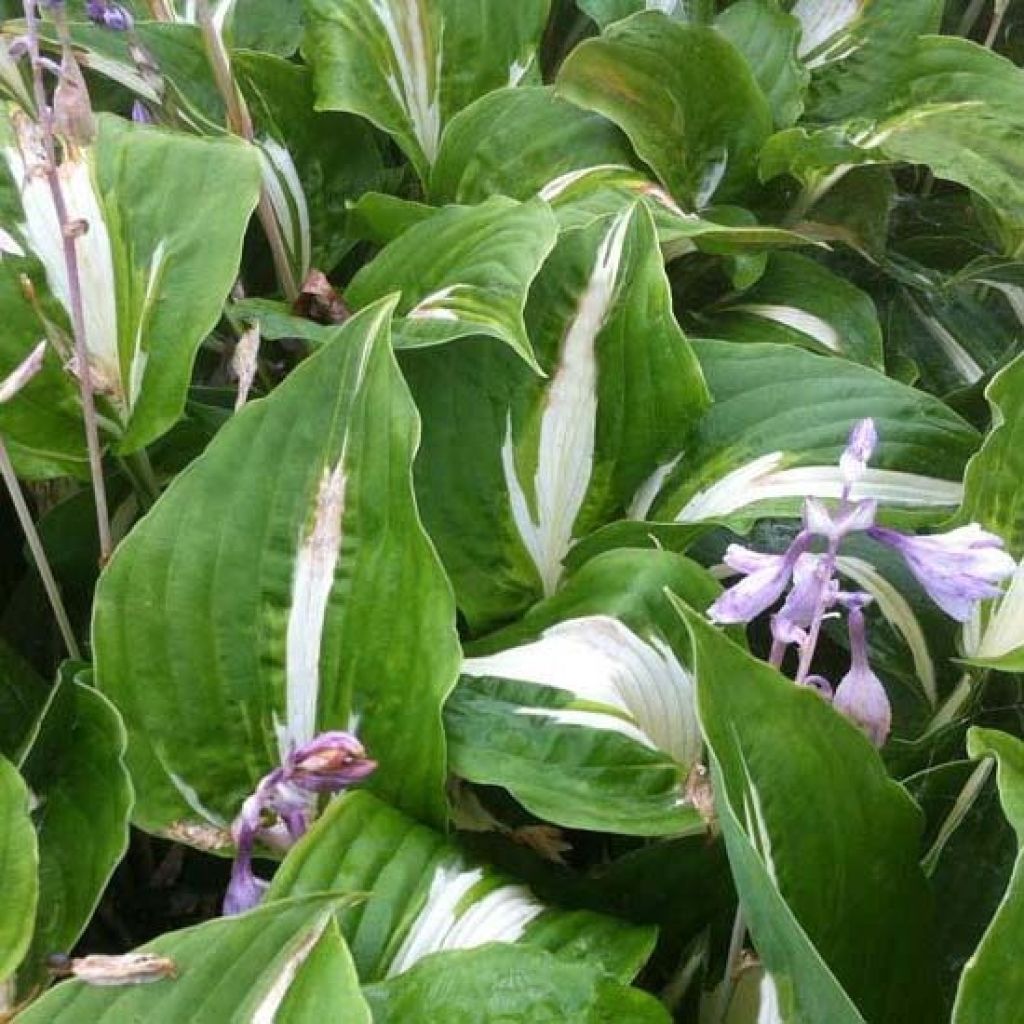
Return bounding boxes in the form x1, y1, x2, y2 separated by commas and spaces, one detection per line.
387, 861, 543, 976
6, 113, 121, 404
503, 208, 634, 594
463, 614, 701, 765
791, 0, 863, 61
731, 304, 841, 352
281, 459, 347, 756
252, 914, 331, 1024
968, 557, 1024, 660
370, 0, 442, 166
675, 453, 963, 522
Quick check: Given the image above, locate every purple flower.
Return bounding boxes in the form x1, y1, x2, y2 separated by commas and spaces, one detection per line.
774, 553, 838, 636
131, 100, 154, 125
708, 533, 812, 625
802, 496, 876, 541
86, 0, 133, 30
289, 731, 377, 790
839, 418, 878, 489
869, 524, 1015, 622
222, 731, 375, 916
833, 606, 891, 747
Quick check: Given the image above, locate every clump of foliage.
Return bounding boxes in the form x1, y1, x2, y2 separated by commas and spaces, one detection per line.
1, 0, 1024, 1021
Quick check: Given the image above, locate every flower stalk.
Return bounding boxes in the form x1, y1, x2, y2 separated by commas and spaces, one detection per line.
22, 0, 113, 562
0, 437, 80, 658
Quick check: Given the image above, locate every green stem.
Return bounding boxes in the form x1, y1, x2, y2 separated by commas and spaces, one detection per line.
118, 448, 161, 509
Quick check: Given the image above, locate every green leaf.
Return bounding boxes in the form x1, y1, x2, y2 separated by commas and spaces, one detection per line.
231, 0, 304, 56
235, 52, 387, 276
715, 0, 808, 129
448, 549, 721, 836
429, 85, 639, 205
0, 638, 49, 762
768, 37, 1024, 249
555, 12, 772, 206
345, 193, 435, 247
304, 0, 551, 183
4, 111, 262, 453
695, 252, 884, 368
797, 0, 945, 122
575, 0, 686, 30
16, 895, 369, 1023
346, 196, 558, 369
958, 353, 1024, 669
954, 729, 1024, 1024
650, 339, 979, 525
93, 299, 461, 831
0, 753, 37, 983
363, 943, 671, 1023
677, 602, 944, 1024
268, 790, 656, 982
0, 257, 88, 479
16, 675, 133, 994
405, 203, 708, 630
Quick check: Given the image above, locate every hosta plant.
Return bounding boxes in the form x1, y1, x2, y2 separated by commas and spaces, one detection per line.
1, 0, 1024, 1021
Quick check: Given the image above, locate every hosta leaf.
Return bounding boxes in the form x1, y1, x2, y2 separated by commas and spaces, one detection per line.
304, 0, 551, 182
3, 111, 261, 453
649, 340, 978, 525
347, 196, 557, 369
767, 38, 1024, 248
405, 202, 708, 630
0, 753, 37, 983
231, 0, 305, 56
93, 299, 461, 831
268, 790, 656, 981
363, 943, 671, 1023
17, 895, 369, 1023
695, 252, 884, 367
575, 0, 687, 30
0, 640, 47, 762
796, 0, 944, 120
0, 257, 87, 479
538, 164, 809, 258
448, 549, 720, 835
234, 52, 387, 276
16, 673, 133, 994
953, 729, 1024, 1024
678, 602, 944, 1024
430, 85, 639, 205
555, 12, 772, 207
959, 353, 1024, 669
716, 0, 808, 129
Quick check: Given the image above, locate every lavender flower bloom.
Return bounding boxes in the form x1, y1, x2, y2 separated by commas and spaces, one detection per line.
130, 100, 154, 125
773, 553, 838, 638
869, 524, 1016, 622
222, 731, 375, 916
833, 605, 891, 747
708, 533, 812, 625
86, 0, 133, 30
839, 417, 878, 489
803, 496, 876, 542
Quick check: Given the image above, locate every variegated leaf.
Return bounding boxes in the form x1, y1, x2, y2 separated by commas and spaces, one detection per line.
556, 11, 772, 207
93, 299, 461, 831
648, 340, 978, 526
447, 548, 720, 835
268, 790, 656, 981
346, 196, 558, 369
17, 896, 371, 1024
2, 110, 261, 452
305, 0, 550, 182
405, 202, 708, 630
